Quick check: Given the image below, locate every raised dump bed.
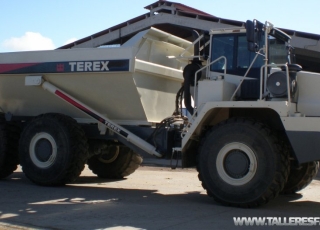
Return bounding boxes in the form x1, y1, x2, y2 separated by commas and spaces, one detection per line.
0, 28, 191, 125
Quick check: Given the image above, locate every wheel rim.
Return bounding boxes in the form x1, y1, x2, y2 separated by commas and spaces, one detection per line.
216, 142, 257, 186
98, 146, 119, 163
29, 132, 57, 168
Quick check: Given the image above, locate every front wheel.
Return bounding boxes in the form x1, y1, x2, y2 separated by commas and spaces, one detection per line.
197, 118, 289, 207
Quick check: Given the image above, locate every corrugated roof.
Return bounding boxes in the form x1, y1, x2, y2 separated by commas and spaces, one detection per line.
57, 1, 320, 72
59, 1, 320, 50
144, 0, 214, 17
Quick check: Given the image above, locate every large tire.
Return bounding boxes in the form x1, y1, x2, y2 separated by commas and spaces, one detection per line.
0, 122, 21, 179
87, 141, 142, 179
197, 118, 290, 207
0, 119, 8, 177
282, 161, 319, 194
19, 113, 88, 186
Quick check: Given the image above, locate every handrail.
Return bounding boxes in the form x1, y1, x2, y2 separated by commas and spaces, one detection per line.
179, 34, 204, 58
193, 56, 227, 109
230, 48, 265, 101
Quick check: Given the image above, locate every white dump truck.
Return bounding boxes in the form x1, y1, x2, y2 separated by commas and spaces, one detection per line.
0, 20, 319, 207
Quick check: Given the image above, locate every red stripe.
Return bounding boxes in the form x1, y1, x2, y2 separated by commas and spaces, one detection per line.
55, 90, 91, 113
0, 63, 39, 73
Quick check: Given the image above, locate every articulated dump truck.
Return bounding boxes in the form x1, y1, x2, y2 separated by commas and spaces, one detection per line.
0, 20, 320, 207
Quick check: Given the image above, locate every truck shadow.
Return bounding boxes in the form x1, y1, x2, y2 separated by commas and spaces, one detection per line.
1, 172, 320, 230
73, 175, 126, 183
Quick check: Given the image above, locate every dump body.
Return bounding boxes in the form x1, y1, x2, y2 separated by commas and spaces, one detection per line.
0, 28, 190, 125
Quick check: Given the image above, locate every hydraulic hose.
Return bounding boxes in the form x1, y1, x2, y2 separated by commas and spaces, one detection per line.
183, 62, 202, 115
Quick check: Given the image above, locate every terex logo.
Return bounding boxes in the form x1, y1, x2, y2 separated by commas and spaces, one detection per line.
69, 61, 109, 72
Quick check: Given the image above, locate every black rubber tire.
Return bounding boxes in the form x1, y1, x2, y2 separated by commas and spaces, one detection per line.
0, 121, 21, 179
0, 118, 8, 177
19, 113, 88, 186
87, 141, 142, 179
197, 118, 290, 207
282, 161, 319, 194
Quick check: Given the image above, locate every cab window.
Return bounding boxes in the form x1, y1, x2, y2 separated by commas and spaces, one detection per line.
210, 33, 264, 77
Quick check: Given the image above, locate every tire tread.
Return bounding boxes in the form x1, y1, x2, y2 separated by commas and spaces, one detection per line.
19, 113, 88, 186
197, 117, 290, 208
88, 144, 142, 179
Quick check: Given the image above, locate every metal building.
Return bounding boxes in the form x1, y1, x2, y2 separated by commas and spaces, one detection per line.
59, 1, 320, 72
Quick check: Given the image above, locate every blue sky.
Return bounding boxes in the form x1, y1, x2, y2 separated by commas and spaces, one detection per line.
1, 0, 319, 52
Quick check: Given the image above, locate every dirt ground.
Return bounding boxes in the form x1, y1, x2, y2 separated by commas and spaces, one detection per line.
1, 159, 320, 230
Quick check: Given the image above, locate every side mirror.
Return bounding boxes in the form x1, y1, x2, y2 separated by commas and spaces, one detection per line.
246, 20, 255, 43
246, 20, 263, 52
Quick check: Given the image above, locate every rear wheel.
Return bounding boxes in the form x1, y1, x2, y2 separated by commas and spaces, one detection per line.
0, 119, 8, 178
0, 117, 21, 179
19, 113, 88, 186
282, 161, 319, 194
197, 118, 289, 207
87, 140, 142, 179
0, 122, 21, 179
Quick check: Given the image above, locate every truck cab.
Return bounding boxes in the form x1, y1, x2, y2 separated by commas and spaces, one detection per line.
179, 20, 319, 207
209, 20, 295, 98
